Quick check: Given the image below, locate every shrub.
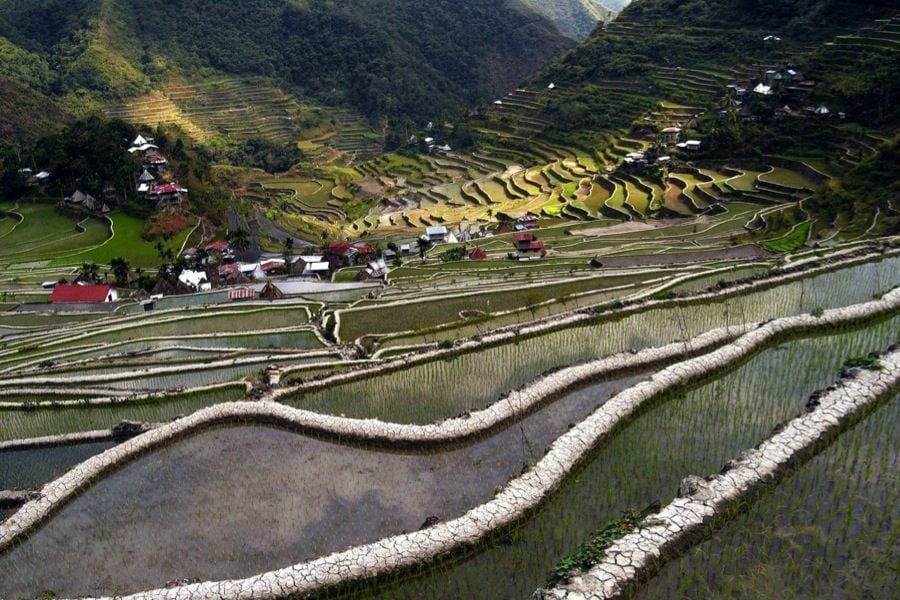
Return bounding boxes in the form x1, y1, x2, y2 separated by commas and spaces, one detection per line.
844, 355, 883, 371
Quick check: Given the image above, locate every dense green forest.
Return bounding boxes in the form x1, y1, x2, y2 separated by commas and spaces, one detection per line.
0, 0, 571, 132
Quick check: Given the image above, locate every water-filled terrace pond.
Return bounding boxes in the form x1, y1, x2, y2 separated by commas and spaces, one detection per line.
0, 373, 643, 598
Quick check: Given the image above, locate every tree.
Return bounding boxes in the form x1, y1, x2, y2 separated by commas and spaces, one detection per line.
78, 262, 100, 283
416, 236, 432, 259
109, 257, 131, 286
282, 236, 294, 269
227, 228, 251, 253
192, 248, 209, 269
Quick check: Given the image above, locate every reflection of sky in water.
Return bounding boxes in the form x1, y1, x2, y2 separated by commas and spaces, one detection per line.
0, 375, 639, 598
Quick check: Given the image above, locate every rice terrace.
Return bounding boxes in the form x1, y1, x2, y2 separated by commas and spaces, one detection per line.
0, 0, 898, 598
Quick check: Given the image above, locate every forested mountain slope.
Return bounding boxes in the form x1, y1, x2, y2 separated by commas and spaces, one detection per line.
0, 0, 572, 142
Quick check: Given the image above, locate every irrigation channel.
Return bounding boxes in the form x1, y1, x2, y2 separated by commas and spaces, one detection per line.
635, 393, 900, 600
286, 256, 900, 423
0, 315, 897, 598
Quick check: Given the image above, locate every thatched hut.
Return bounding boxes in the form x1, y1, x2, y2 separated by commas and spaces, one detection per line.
259, 281, 285, 300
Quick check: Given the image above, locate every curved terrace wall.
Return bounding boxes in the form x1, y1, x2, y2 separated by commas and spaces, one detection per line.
538, 347, 900, 600
0, 288, 898, 599
279, 245, 899, 398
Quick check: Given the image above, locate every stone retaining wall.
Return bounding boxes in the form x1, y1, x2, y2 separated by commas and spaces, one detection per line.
273, 245, 898, 399
0, 289, 897, 599
537, 347, 900, 600
0, 381, 250, 411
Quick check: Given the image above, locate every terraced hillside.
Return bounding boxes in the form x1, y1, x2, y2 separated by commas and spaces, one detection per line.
231, 3, 897, 248
103, 77, 338, 146
0, 240, 897, 599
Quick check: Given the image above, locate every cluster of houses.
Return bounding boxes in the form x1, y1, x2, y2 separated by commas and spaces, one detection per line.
129, 134, 189, 210
63, 189, 112, 213
727, 65, 839, 121
16, 168, 51, 188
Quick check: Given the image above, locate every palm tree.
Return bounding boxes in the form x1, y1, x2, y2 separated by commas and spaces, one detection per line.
78, 262, 100, 283
282, 236, 294, 270
416, 237, 432, 260
109, 257, 131, 286
227, 228, 251, 253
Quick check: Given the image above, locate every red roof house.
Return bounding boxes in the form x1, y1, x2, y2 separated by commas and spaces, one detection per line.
325, 242, 359, 268
469, 247, 488, 260
513, 232, 546, 259
50, 284, 118, 303
259, 260, 286, 275
205, 240, 230, 253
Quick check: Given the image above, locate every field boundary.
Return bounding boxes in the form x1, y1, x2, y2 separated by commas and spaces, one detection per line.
0, 289, 898, 597
538, 346, 900, 599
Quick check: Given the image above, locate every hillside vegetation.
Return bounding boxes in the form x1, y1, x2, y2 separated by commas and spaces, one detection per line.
520, 0, 617, 40
0, 0, 572, 139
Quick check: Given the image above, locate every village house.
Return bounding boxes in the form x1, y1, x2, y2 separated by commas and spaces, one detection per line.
259, 259, 286, 276
325, 242, 358, 268
259, 281, 286, 300
238, 262, 267, 280
515, 215, 539, 231
469, 247, 488, 260
753, 83, 774, 96
218, 263, 252, 285
23, 170, 51, 187
137, 169, 155, 193
204, 240, 234, 262
355, 258, 389, 282
513, 232, 546, 260
624, 152, 647, 165
178, 269, 212, 292
425, 226, 449, 244
774, 105, 793, 120
50, 284, 118, 304
661, 126, 682, 144
143, 151, 169, 173
353, 241, 377, 262
676, 140, 702, 152
146, 182, 188, 209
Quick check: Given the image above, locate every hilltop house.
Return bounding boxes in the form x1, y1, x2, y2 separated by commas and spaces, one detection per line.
146, 182, 187, 209
25, 170, 51, 187
50, 284, 118, 304
143, 151, 169, 173
137, 169, 155, 193
676, 140, 702, 152
513, 232, 546, 260
661, 126, 682, 144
